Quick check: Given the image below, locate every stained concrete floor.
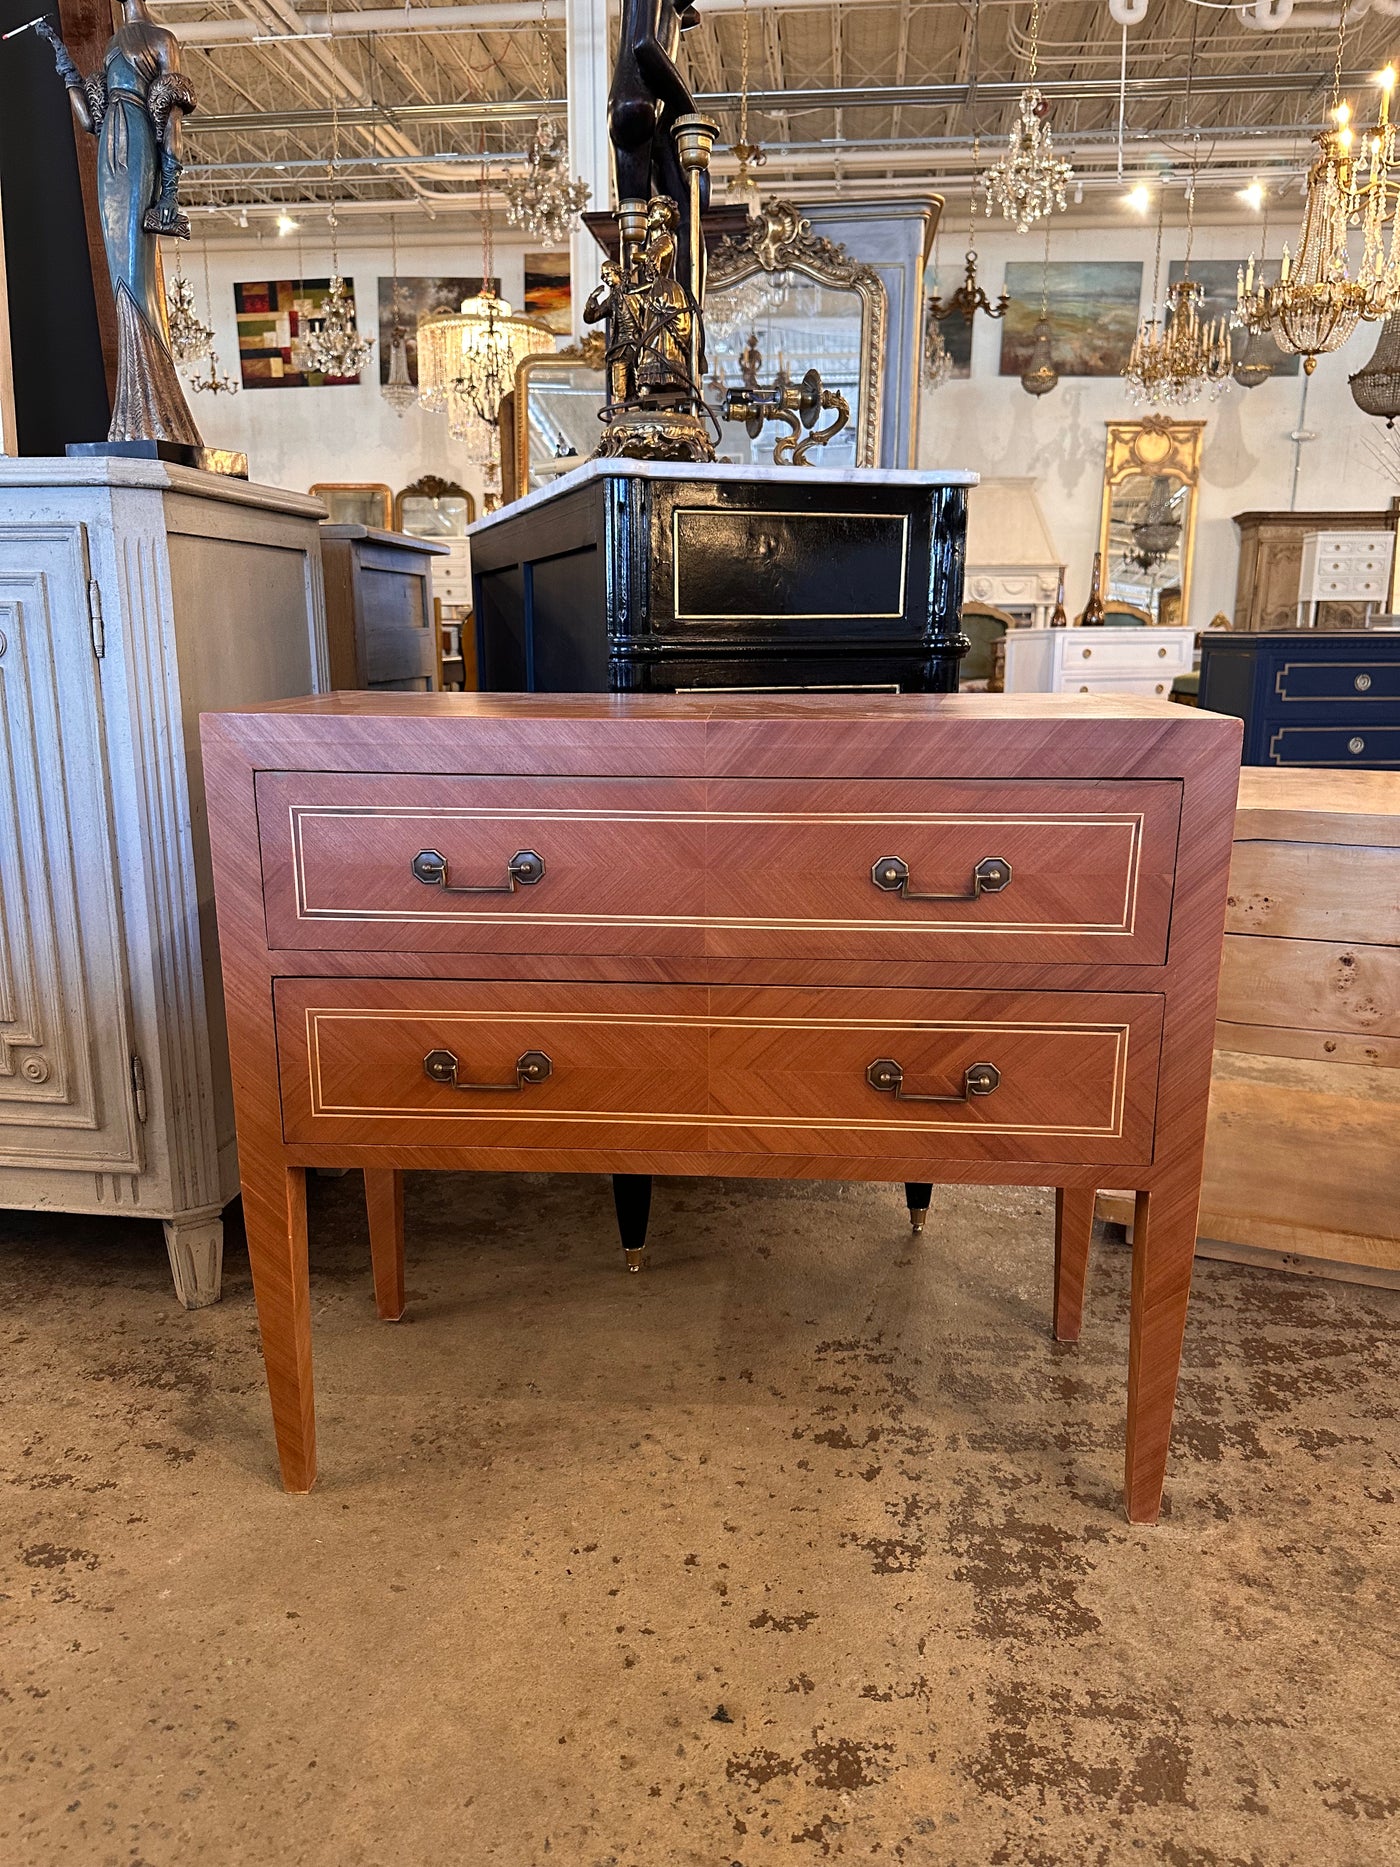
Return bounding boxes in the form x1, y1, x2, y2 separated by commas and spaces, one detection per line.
0, 1172, 1397, 1867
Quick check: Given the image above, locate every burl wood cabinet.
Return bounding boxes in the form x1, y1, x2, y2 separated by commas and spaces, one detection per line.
202, 693, 1241, 1521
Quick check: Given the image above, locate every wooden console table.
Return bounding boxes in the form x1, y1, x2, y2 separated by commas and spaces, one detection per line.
202, 693, 1241, 1520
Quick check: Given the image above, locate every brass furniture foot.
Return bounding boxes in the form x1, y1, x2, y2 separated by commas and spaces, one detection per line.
613, 1173, 653, 1272
905, 1182, 932, 1235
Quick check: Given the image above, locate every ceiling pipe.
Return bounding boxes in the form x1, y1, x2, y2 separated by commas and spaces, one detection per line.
164, 0, 913, 44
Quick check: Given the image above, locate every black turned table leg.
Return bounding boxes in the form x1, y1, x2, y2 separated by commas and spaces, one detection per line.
905, 1183, 932, 1235
612, 1173, 653, 1272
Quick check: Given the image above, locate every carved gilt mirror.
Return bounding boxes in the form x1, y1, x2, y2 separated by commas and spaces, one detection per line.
706, 203, 887, 469
1098, 418, 1204, 624
514, 335, 607, 495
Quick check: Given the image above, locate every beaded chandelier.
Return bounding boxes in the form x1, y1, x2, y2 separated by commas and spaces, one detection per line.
166, 272, 213, 366
503, 3, 589, 246
980, 0, 1073, 233
1349, 311, 1400, 423
726, 0, 767, 217
381, 219, 418, 415
1019, 223, 1060, 398
922, 320, 954, 390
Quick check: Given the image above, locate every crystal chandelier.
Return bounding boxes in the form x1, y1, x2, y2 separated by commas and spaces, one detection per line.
1237, 32, 1400, 373
289, 26, 374, 381
181, 239, 239, 396
726, 0, 767, 218
381, 218, 417, 415
418, 164, 554, 468
166, 272, 213, 366
1125, 173, 1231, 406
294, 259, 376, 379
1019, 223, 1059, 397
922, 320, 953, 390
1349, 311, 1400, 423
504, 118, 591, 246
1125, 477, 1182, 573
1021, 319, 1059, 396
980, 0, 1073, 232
503, 3, 590, 246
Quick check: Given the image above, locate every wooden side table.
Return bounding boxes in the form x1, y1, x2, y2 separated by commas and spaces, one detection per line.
202, 693, 1241, 1520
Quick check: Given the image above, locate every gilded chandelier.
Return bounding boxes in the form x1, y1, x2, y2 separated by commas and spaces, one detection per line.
1125, 173, 1231, 407
166, 273, 213, 366
980, 0, 1073, 232
1237, 40, 1400, 373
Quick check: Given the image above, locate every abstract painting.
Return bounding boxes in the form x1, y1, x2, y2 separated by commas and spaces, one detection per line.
999, 261, 1143, 376
235, 278, 366, 388
524, 253, 573, 334
1167, 258, 1300, 376
377, 276, 490, 385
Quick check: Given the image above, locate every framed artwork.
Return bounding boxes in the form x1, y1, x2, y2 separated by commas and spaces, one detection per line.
524, 252, 573, 334
310, 483, 393, 528
999, 261, 1144, 377
377, 276, 492, 385
234, 278, 366, 388
1167, 259, 1301, 376
924, 262, 974, 377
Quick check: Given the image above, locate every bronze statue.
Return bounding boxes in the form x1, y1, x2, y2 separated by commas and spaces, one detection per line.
36, 0, 204, 450
608, 0, 707, 303
583, 260, 642, 404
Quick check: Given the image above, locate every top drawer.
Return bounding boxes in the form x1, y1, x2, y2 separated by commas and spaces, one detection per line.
1273, 658, 1400, 704
1059, 634, 1193, 675
255, 773, 1181, 964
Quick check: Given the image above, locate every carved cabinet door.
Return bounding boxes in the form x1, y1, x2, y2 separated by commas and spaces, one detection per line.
0, 525, 143, 1175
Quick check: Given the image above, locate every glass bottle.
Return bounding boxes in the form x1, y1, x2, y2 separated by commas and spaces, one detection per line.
1078, 552, 1107, 627
1049, 564, 1068, 627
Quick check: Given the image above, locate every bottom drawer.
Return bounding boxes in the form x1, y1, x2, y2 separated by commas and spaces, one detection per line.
275, 979, 1164, 1165
1266, 724, 1400, 766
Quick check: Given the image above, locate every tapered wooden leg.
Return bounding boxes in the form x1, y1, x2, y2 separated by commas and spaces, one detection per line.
364, 1169, 406, 1321
612, 1173, 652, 1272
1125, 1182, 1200, 1524
241, 1162, 315, 1493
1053, 1187, 1096, 1342
904, 1182, 932, 1235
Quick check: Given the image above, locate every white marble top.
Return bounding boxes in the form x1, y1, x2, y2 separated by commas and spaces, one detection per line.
0, 455, 327, 520
470, 456, 979, 538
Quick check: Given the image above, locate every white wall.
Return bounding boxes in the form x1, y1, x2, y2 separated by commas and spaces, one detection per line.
184, 227, 551, 511
183, 212, 1400, 622
918, 219, 1400, 625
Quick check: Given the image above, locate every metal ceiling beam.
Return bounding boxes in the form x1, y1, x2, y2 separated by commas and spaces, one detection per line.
186, 67, 1352, 139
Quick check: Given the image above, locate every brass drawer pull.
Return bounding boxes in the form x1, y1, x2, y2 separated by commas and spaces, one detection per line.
411, 847, 544, 893
423, 1048, 552, 1092
866, 1059, 1001, 1103
872, 854, 1012, 900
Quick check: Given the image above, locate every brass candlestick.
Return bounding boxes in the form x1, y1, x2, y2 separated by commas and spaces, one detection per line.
672, 113, 719, 404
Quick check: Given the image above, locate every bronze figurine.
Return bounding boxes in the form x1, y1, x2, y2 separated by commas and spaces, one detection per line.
37, 0, 205, 452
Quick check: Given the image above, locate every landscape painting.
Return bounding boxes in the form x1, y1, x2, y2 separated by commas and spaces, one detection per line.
524, 252, 573, 334
1167, 258, 1301, 376
999, 260, 1143, 376
235, 278, 364, 388
377, 275, 490, 384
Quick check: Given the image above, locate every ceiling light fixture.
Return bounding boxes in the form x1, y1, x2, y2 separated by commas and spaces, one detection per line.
980, 0, 1073, 232
1125, 183, 1151, 214
276, 213, 299, 236
503, 0, 590, 246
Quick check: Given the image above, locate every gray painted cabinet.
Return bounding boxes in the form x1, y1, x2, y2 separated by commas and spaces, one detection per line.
0, 458, 328, 1305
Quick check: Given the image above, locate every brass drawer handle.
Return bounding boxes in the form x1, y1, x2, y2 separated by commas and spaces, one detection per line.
423, 1048, 552, 1092
872, 854, 1012, 900
411, 847, 544, 893
866, 1059, 1001, 1103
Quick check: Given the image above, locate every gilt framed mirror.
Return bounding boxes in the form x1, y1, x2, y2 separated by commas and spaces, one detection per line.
514, 335, 607, 495
706, 202, 887, 469
1098, 418, 1205, 625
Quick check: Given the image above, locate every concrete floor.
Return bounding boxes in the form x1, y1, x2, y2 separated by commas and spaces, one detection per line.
0, 1172, 1397, 1867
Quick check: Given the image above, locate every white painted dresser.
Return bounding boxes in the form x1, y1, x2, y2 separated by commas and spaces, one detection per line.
1002, 625, 1196, 698
0, 457, 328, 1305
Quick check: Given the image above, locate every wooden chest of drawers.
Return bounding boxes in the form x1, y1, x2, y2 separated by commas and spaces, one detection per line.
202, 693, 1241, 1520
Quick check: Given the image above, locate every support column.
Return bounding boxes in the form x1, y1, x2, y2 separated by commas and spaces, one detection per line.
566, 0, 612, 339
